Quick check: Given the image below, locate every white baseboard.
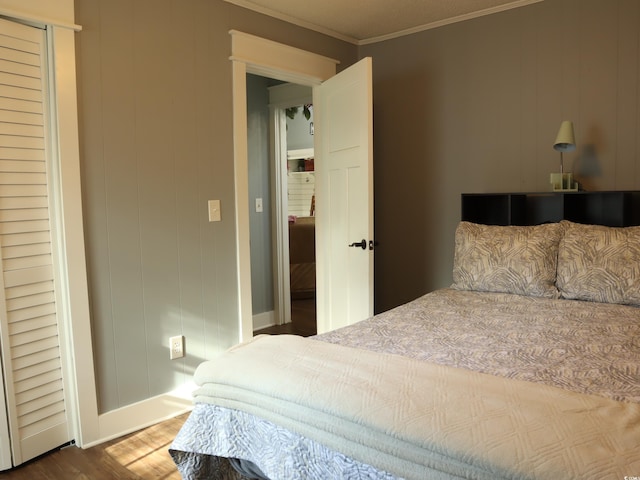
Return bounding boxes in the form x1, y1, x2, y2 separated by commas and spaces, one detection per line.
88, 310, 275, 448
86, 382, 196, 448
253, 310, 276, 331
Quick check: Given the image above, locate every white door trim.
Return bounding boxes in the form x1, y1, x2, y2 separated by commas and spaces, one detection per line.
269, 105, 290, 326
0, 366, 9, 470
46, 26, 99, 447
230, 31, 338, 342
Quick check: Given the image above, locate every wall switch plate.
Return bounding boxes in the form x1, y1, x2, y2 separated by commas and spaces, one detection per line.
255, 198, 263, 213
208, 200, 221, 222
169, 335, 185, 360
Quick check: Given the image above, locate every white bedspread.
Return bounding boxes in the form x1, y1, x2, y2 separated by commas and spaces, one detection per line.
193, 334, 640, 480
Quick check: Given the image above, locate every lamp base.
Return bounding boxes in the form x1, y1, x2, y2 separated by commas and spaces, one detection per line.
550, 173, 578, 191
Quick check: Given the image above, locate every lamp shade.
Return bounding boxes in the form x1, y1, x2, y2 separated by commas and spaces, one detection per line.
553, 120, 576, 152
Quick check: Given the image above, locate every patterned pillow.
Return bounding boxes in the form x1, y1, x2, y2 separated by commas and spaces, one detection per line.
557, 221, 640, 305
451, 221, 562, 298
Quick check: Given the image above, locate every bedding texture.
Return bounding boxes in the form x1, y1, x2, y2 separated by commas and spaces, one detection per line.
171, 220, 640, 480
178, 333, 640, 480
319, 288, 640, 404
171, 402, 397, 480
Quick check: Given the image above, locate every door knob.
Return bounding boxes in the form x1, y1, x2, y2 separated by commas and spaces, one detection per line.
349, 239, 367, 250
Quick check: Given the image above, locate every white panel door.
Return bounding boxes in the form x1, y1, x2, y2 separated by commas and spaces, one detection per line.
0, 17, 71, 468
314, 58, 374, 333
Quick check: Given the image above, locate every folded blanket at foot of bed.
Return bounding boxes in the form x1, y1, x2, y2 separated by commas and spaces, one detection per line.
180, 334, 640, 480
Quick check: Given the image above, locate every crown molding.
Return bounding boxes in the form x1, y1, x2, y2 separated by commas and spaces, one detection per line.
224, 0, 544, 46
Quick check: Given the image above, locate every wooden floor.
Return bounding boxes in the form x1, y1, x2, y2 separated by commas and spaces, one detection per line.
254, 297, 317, 336
2, 413, 189, 479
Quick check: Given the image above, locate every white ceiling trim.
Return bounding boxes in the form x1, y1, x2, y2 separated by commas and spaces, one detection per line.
359, 0, 544, 45
224, 0, 360, 44
224, 0, 545, 46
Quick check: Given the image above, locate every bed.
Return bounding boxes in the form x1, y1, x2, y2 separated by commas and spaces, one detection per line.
170, 219, 640, 479
289, 216, 316, 299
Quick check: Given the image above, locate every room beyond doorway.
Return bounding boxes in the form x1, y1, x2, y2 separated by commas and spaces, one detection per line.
248, 76, 318, 336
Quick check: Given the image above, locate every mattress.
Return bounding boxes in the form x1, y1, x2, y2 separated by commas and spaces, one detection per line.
170, 288, 640, 479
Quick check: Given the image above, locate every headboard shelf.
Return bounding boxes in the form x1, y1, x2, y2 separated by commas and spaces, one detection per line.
461, 191, 640, 227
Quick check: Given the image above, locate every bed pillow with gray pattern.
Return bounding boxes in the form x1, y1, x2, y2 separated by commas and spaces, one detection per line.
557, 220, 640, 305
452, 221, 562, 298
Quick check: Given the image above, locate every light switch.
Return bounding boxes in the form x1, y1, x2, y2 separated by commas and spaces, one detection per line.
208, 200, 221, 222
255, 198, 263, 213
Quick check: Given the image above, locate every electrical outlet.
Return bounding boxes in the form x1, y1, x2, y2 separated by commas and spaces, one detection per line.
169, 335, 185, 360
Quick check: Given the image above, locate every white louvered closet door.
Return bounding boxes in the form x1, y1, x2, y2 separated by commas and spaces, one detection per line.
0, 18, 71, 467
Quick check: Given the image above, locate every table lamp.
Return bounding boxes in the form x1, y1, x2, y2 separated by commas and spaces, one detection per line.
550, 120, 577, 191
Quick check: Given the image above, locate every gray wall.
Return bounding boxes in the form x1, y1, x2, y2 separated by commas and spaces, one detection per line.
75, 0, 640, 413
364, 0, 640, 313
75, 0, 357, 413
286, 105, 314, 151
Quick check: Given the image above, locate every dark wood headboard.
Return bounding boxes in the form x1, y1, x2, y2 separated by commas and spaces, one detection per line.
461, 191, 640, 227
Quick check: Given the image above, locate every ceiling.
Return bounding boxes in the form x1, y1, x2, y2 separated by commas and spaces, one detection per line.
224, 0, 544, 45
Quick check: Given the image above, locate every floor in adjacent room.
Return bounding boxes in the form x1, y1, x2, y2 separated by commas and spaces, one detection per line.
255, 297, 316, 337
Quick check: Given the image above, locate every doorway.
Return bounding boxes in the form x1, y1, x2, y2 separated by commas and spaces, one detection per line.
230, 30, 338, 342
272, 99, 317, 336
231, 32, 375, 342
248, 77, 317, 336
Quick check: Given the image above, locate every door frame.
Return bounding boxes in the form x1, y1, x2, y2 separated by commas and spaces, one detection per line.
270, 103, 290, 326
230, 31, 338, 341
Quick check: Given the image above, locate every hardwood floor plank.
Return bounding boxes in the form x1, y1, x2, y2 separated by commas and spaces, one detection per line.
255, 298, 316, 336
1, 413, 189, 479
